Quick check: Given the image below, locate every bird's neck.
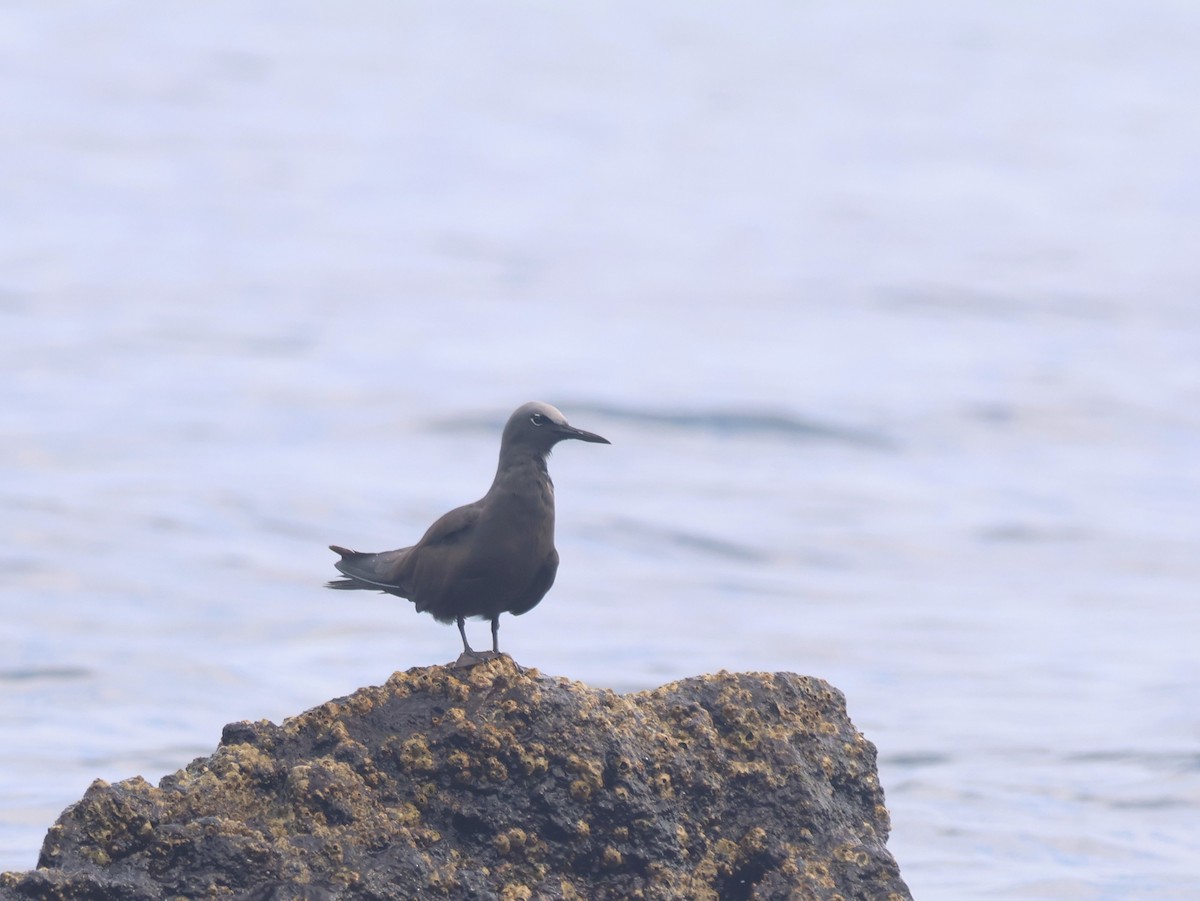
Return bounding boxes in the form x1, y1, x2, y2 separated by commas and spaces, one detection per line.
490, 449, 552, 495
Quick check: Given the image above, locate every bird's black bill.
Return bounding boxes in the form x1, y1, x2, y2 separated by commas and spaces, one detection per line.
562, 425, 610, 444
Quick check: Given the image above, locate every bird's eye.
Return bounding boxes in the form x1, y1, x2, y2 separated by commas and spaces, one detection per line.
530, 413, 545, 426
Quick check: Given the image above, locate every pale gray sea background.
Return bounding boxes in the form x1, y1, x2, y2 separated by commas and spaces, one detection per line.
3, 3, 1199, 898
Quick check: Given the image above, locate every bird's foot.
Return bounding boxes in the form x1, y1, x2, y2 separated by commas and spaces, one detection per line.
450, 650, 505, 669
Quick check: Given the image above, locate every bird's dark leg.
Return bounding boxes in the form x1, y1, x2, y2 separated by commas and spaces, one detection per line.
456, 616, 474, 654
451, 615, 502, 669
491, 616, 500, 654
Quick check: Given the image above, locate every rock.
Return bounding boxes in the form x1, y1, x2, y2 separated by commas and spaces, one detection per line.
0, 658, 910, 900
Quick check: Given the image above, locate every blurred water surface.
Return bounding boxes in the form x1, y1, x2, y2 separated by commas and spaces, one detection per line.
3, 3, 1199, 897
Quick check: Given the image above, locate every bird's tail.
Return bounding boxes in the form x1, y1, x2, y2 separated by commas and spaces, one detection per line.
326, 543, 412, 594
327, 545, 368, 590
327, 545, 367, 590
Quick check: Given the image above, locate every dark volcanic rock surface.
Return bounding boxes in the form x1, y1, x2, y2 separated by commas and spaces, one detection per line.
1, 659, 911, 900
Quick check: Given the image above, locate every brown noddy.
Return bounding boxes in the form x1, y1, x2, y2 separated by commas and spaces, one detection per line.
327, 401, 610, 666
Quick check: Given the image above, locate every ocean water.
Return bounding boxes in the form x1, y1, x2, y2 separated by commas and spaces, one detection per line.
3, 3, 1199, 897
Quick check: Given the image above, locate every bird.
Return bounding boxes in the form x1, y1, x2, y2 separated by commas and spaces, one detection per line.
327, 401, 610, 666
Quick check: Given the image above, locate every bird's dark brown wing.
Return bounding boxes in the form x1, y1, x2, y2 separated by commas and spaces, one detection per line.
411, 501, 482, 551
508, 548, 559, 616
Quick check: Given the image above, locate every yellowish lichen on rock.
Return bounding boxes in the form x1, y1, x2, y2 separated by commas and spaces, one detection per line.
396, 734, 435, 772
601, 845, 624, 869
390, 802, 421, 827
568, 779, 593, 801
484, 756, 509, 782
516, 743, 548, 776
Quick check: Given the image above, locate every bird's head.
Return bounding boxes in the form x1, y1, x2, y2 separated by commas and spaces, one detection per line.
502, 402, 610, 456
